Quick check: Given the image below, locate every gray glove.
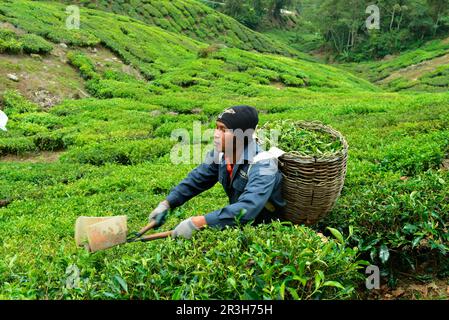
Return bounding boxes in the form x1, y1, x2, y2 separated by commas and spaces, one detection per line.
148, 201, 170, 227
172, 217, 200, 239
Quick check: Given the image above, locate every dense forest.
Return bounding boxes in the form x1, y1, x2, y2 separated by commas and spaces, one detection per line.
203, 0, 449, 61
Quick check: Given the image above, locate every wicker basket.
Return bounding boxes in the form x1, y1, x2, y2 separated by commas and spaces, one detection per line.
264, 121, 348, 225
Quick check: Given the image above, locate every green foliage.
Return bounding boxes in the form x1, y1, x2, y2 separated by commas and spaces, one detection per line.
20, 33, 53, 54
325, 169, 449, 265
0, 91, 67, 154
52, 0, 297, 56
204, 0, 298, 30
197, 44, 223, 58
0, 29, 23, 54
0, 29, 53, 54
258, 120, 343, 157
67, 51, 99, 81
0, 137, 36, 156
0, 200, 365, 299
261, 0, 449, 61
60, 138, 175, 166
342, 37, 449, 92
418, 64, 449, 89
0, 0, 199, 83
279, 74, 305, 87
2, 90, 40, 114
263, 28, 323, 58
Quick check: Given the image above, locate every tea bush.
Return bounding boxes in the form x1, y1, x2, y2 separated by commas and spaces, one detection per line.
0, 29, 53, 54
0, 162, 366, 300
2, 90, 40, 115
342, 38, 449, 92
20, 33, 53, 54
60, 138, 175, 166
0, 1, 374, 95
0, 137, 36, 155
61, 223, 365, 300
51, 0, 296, 56
67, 51, 99, 81
325, 167, 449, 263
0, 29, 23, 54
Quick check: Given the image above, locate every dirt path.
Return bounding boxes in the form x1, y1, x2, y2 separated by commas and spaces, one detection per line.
0, 151, 63, 163
379, 53, 449, 84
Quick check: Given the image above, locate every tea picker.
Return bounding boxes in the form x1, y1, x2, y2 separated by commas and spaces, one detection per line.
74, 106, 348, 253
74, 105, 282, 253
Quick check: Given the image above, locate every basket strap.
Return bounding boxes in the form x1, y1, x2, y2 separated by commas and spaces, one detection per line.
247, 147, 285, 176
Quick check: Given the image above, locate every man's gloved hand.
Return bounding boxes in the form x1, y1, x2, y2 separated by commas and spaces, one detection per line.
148, 200, 170, 227
172, 217, 200, 239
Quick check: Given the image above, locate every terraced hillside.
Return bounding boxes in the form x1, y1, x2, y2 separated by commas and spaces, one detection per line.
0, 0, 448, 300
47, 0, 303, 58
343, 38, 449, 92
0, 1, 371, 90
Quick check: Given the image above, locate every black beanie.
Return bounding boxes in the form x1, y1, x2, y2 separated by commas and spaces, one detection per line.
217, 105, 259, 132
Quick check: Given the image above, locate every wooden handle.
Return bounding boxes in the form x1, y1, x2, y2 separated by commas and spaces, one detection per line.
137, 220, 157, 237
139, 230, 173, 242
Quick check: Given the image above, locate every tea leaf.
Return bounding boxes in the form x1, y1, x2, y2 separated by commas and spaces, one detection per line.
327, 227, 344, 244
323, 281, 345, 290
114, 275, 128, 293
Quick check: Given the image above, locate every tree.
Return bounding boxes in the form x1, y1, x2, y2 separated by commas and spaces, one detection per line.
268, 0, 293, 20
207, 0, 300, 28
223, 0, 244, 17
221, 0, 265, 28
315, 0, 365, 55
203, 0, 448, 60
426, 0, 449, 34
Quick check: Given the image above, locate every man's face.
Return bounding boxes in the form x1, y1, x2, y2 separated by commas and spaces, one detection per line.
214, 121, 234, 153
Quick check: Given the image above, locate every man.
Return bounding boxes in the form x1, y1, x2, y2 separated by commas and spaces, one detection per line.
148, 105, 286, 239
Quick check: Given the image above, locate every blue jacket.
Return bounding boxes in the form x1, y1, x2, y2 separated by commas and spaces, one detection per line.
166, 140, 286, 229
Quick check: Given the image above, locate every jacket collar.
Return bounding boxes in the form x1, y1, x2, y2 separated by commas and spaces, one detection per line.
219, 140, 261, 185
219, 139, 260, 165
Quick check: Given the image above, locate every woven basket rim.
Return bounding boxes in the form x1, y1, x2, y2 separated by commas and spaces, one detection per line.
258, 120, 349, 162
